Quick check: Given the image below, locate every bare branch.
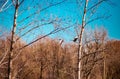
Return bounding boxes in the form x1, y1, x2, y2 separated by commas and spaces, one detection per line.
0, 0, 8, 10
17, 20, 39, 34
85, 14, 111, 26
0, 0, 12, 12
18, 0, 67, 24
19, 0, 24, 6
16, 20, 56, 41
79, 48, 106, 61
87, 0, 107, 11
0, 61, 8, 68
18, 5, 36, 16
0, 51, 8, 67
17, 23, 74, 51
12, 0, 16, 6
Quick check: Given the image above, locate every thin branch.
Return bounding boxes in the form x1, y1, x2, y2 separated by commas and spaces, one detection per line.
18, 24, 74, 50
0, 0, 8, 10
16, 20, 56, 41
18, 0, 36, 16
22, 69, 33, 79
18, 5, 36, 16
87, 0, 107, 11
12, 0, 16, 6
39, 0, 67, 12
19, 0, 24, 6
18, 0, 67, 24
84, 57, 103, 78
87, 0, 101, 21
12, 24, 74, 61
18, 10, 39, 24
79, 48, 106, 61
59, 69, 75, 79
1, 3, 12, 12
0, 51, 8, 67
86, 0, 111, 23
85, 15, 111, 26
0, 0, 12, 12
18, 20, 38, 32
0, 61, 8, 68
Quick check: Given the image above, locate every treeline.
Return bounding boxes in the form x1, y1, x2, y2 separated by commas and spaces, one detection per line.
0, 29, 120, 79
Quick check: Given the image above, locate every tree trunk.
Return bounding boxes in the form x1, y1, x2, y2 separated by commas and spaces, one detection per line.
8, 3, 18, 79
77, 0, 89, 79
40, 61, 43, 79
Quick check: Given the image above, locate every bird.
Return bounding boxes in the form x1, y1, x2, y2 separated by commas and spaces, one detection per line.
73, 36, 78, 42
59, 39, 64, 45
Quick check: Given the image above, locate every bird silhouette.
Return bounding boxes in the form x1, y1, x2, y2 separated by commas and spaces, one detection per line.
73, 36, 78, 42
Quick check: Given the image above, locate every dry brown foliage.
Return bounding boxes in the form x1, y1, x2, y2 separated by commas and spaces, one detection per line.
0, 34, 120, 79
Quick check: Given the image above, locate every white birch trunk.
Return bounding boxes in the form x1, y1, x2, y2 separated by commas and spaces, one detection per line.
78, 0, 89, 79
8, 2, 18, 79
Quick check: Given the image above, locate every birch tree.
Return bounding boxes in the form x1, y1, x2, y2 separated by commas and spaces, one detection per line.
76, 0, 111, 79
8, 0, 70, 79
77, 0, 89, 79
8, 0, 24, 79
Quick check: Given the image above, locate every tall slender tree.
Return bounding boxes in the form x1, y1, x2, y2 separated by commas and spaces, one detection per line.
8, 0, 24, 79
77, 0, 89, 79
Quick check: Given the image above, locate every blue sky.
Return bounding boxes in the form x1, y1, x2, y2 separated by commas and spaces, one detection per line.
102, 0, 120, 39
0, 0, 120, 43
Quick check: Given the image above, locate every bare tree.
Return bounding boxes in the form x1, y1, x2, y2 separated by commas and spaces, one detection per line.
76, 0, 111, 79
81, 28, 107, 79
8, 0, 70, 79
0, 0, 113, 79
8, 0, 24, 79
77, 0, 89, 79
